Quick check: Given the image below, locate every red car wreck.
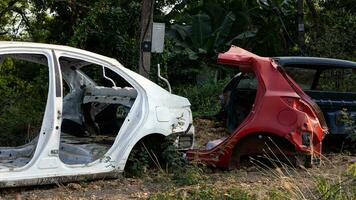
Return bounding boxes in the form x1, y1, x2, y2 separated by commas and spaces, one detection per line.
186, 46, 327, 168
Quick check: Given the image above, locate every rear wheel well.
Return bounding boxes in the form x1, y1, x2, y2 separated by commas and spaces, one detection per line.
230, 133, 297, 169
124, 133, 166, 176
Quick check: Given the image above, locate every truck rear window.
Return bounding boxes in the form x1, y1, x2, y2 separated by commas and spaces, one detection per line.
284, 67, 317, 90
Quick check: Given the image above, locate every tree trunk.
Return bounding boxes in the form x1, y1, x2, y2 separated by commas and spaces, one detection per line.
297, 0, 305, 53
139, 0, 154, 78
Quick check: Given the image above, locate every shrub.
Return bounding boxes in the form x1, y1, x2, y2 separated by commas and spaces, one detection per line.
171, 164, 207, 186
174, 79, 230, 117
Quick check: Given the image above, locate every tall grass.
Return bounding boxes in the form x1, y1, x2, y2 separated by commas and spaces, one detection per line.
248, 137, 356, 200
148, 136, 356, 200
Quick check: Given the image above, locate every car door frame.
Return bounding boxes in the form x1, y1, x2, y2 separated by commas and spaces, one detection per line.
53, 49, 147, 171
0, 46, 59, 173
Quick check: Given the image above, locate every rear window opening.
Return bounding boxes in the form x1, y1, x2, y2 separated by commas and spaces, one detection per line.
284, 67, 317, 90
284, 66, 356, 93
59, 57, 137, 165
0, 54, 49, 169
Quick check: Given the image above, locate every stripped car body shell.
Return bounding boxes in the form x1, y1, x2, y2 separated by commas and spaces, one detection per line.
0, 42, 194, 187
186, 46, 326, 168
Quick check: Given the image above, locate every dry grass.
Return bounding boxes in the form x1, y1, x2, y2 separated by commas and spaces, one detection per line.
1, 118, 355, 200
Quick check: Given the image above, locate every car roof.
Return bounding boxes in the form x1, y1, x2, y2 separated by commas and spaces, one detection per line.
0, 41, 117, 63
273, 57, 356, 69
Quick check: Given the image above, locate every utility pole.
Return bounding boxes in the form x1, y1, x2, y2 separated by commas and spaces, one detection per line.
139, 0, 154, 78
297, 0, 305, 53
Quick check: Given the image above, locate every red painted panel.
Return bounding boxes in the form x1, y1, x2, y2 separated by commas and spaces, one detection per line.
187, 46, 326, 168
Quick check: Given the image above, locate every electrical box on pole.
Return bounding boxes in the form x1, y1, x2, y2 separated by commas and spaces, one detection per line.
151, 23, 165, 53
139, 0, 165, 79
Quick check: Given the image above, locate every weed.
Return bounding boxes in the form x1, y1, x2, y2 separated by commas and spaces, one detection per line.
349, 164, 356, 177
124, 142, 151, 177
125, 135, 165, 177
267, 189, 287, 200
161, 134, 186, 171
161, 135, 207, 186
125, 133, 195, 179
315, 176, 356, 200
172, 164, 207, 186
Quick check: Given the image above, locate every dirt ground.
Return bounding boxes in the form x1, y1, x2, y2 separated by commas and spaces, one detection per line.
1, 118, 355, 200
193, 118, 229, 148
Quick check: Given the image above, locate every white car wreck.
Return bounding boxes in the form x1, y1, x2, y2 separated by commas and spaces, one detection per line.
0, 42, 194, 187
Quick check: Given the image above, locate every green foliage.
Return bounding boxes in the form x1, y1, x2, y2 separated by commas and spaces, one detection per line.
160, 134, 186, 170
125, 134, 191, 178
307, 2, 356, 61
174, 79, 229, 117
0, 0, 30, 40
125, 135, 165, 177
317, 69, 356, 93
168, 0, 295, 58
70, 0, 142, 69
161, 135, 207, 186
125, 133, 207, 187
0, 58, 48, 146
267, 189, 287, 200
315, 176, 356, 200
172, 164, 207, 186
167, 9, 236, 61
11, 0, 144, 69
124, 142, 152, 177
349, 163, 356, 177
164, 0, 299, 84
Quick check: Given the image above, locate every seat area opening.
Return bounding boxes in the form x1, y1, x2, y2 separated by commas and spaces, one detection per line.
195, 72, 258, 150
222, 72, 258, 133
59, 57, 137, 165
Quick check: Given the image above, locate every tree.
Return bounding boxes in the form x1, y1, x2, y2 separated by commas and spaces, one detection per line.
306, 0, 356, 61
164, 0, 299, 83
